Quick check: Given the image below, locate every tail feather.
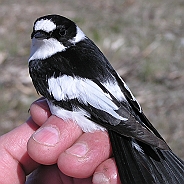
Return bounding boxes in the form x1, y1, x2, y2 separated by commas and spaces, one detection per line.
108, 130, 184, 184
108, 130, 154, 183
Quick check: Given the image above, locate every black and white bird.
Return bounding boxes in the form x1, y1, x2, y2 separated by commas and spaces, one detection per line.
28, 14, 184, 183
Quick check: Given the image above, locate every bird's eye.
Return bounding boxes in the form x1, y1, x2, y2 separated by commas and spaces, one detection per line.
59, 28, 66, 36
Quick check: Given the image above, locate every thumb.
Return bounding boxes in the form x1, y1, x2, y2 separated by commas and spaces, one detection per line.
0, 117, 39, 184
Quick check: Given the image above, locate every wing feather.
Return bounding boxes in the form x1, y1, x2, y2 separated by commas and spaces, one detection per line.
47, 74, 168, 149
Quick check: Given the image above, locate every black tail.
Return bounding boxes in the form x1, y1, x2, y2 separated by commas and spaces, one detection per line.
108, 130, 184, 184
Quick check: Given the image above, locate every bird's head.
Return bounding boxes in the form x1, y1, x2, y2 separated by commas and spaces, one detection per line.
29, 14, 86, 61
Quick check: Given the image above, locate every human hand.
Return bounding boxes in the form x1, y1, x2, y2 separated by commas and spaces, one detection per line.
0, 98, 120, 184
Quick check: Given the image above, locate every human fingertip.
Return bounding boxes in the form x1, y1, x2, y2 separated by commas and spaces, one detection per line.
93, 172, 110, 184
30, 99, 51, 126
32, 98, 50, 111
93, 158, 120, 184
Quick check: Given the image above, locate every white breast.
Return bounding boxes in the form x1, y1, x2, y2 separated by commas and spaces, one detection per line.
47, 99, 106, 132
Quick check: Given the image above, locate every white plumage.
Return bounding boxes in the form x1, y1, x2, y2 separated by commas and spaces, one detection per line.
34, 19, 56, 32
47, 75, 128, 132
29, 37, 67, 61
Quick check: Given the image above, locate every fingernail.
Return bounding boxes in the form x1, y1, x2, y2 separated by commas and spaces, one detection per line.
38, 100, 50, 110
65, 142, 88, 157
93, 173, 110, 184
33, 126, 60, 146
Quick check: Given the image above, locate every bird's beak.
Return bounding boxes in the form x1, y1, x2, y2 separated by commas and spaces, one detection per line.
31, 31, 49, 40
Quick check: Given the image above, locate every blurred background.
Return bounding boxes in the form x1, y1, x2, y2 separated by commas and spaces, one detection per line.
0, 0, 184, 159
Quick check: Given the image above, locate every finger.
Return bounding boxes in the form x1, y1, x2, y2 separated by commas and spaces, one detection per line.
93, 158, 121, 184
0, 117, 40, 184
27, 115, 83, 165
58, 131, 112, 178
30, 98, 51, 126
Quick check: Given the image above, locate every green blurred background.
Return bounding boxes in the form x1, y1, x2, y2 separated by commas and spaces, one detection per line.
0, 0, 184, 159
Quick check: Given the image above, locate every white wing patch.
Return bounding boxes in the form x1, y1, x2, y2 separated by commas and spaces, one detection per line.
47, 75, 128, 123
29, 37, 67, 61
34, 19, 56, 33
103, 81, 127, 102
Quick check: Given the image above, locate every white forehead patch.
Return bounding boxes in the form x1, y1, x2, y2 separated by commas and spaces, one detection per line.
34, 19, 56, 33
